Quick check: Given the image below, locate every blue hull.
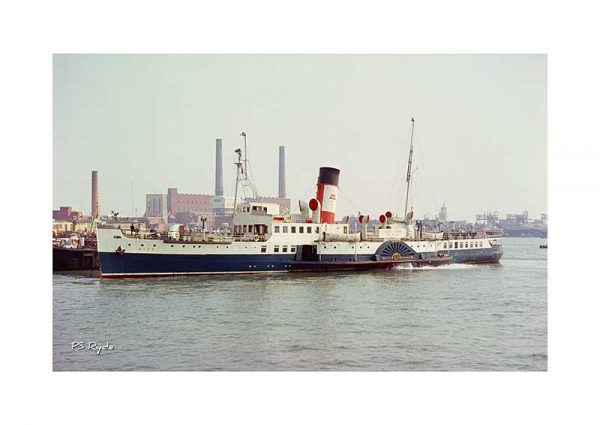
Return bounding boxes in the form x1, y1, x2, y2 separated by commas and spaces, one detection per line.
99, 247, 502, 278
447, 248, 503, 264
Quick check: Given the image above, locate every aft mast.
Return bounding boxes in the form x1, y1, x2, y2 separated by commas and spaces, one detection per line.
403, 118, 415, 222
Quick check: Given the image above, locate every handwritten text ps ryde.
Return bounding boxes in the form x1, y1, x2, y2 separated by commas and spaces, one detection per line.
71, 341, 114, 355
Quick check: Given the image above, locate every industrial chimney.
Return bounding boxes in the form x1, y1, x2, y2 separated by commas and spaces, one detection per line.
278, 145, 286, 199
215, 139, 224, 196
91, 170, 99, 219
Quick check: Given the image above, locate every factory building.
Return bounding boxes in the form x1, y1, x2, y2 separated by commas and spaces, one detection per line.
145, 139, 291, 226
166, 188, 213, 215
53, 206, 82, 221
145, 194, 168, 222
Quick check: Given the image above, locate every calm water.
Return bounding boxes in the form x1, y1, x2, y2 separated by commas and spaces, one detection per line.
53, 237, 547, 371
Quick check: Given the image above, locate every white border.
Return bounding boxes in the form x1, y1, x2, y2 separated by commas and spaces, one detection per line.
2, 0, 599, 424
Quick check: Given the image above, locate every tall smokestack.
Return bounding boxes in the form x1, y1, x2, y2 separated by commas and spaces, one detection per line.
91, 170, 99, 218
215, 139, 224, 196
278, 145, 286, 199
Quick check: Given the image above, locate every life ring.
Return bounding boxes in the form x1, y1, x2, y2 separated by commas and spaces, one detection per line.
253, 234, 260, 242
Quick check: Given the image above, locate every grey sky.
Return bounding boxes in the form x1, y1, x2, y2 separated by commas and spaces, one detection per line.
53, 54, 546, 221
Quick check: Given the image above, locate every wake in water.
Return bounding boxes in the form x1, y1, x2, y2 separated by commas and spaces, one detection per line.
393, 263, 479, 271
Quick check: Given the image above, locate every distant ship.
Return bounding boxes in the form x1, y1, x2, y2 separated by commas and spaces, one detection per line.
97, 120, 503, 278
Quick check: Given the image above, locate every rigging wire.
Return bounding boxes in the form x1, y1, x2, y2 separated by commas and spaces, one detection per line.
337, 185, 367, 216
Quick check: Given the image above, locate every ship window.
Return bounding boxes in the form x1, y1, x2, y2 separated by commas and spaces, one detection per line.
171, 245, 174, 247
283, 226, 288, 233
291, 246, 296, 253
141, 244, 144, 246
261, 246, 266, 253
316, 227, 320, 233
243, 225, 247, 233
248, 225, 253, 233
307, 227, 312, 234
443, 243, 447, 249
274, 226, 280, 233
153, 244, 156, 247
282, 246, 288, 253
459, 242, 463, 248
263, 207, 267, 212
455, 242, 458, 249
470, 242, 474, 248
299, 226, 304, 233
274, 245, 280, 253
291, 226, 296, 233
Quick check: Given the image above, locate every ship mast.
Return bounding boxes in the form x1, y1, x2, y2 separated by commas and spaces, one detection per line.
403, 118, 415, 222
239, 131, 260, 198
231, 148, 243, 229
240, 131, 248, 178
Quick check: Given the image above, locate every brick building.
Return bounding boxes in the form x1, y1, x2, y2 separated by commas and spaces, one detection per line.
167, 188, 213, 215
52, 206, 82, 221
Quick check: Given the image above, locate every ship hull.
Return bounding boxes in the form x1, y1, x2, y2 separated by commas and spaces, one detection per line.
98, 249, 500, 278
447, 248, 503, 264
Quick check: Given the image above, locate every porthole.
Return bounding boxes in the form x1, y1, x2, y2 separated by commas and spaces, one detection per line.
171, 245, 174, 247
